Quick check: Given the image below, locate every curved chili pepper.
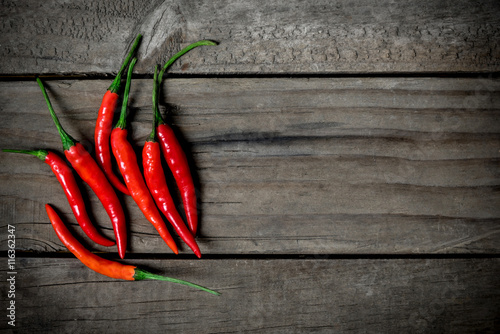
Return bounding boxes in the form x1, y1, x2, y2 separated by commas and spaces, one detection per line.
110, 58, 178, 255
45, 204, 219, 295
95, 34, 142, 196
143, 67, 201, 258
156, 40, 218, 235
3, 149, 114, 247
36, 77, 128, 259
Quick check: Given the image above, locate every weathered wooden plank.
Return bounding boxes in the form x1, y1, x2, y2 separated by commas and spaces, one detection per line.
0, 78, 499, 254
1, 257, 498, 332
1, 0, 499, 75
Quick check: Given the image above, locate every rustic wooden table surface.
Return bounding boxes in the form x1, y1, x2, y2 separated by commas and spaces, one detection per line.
1, 1, 499, 333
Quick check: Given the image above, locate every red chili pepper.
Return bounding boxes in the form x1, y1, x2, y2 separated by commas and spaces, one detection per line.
3, 149, 114, 247
45, 204, 220, 295
110, 58, 178, 255
143, 66, 201, 258
95, 34, 142, 196
156, 40, 218, 235
36, 77, 128, 259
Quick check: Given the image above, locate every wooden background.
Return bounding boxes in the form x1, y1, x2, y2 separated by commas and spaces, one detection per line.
1, 0, 499, 332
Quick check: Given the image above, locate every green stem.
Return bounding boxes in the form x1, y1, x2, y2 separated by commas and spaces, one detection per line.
147, 66, 160, 142
36, 78, 76, 151
158, 40, 217, 83
134, 268, 221, 296
154, 65, 165, 127
3, 149, 48, 161
156, 40, 217, 124
115, 58, 138, 130
108, 34, 142, 93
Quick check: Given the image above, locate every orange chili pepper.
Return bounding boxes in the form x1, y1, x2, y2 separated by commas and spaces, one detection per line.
45, 204, 219, 295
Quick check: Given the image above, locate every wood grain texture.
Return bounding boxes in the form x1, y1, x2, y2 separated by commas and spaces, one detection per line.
0, 257, 498, 333
2, 2, 499, 331
1, 0, 500, 75
0, 77, 498, 254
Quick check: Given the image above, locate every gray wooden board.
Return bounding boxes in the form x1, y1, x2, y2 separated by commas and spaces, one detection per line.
0, 77, 499, 255
0, 257, 498, 333
1, 0, 500, 75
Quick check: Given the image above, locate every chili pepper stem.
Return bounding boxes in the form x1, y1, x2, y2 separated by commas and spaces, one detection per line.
115, 58, 138, 130
157, 40, 217, 87
36, 78, 76, 151
3, 149, 47, 161
108, 34, 142, 94
133, 268, 220, 295
156, 40, 217, 125
147, 65, 160, 142
153, 61, 163, 127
